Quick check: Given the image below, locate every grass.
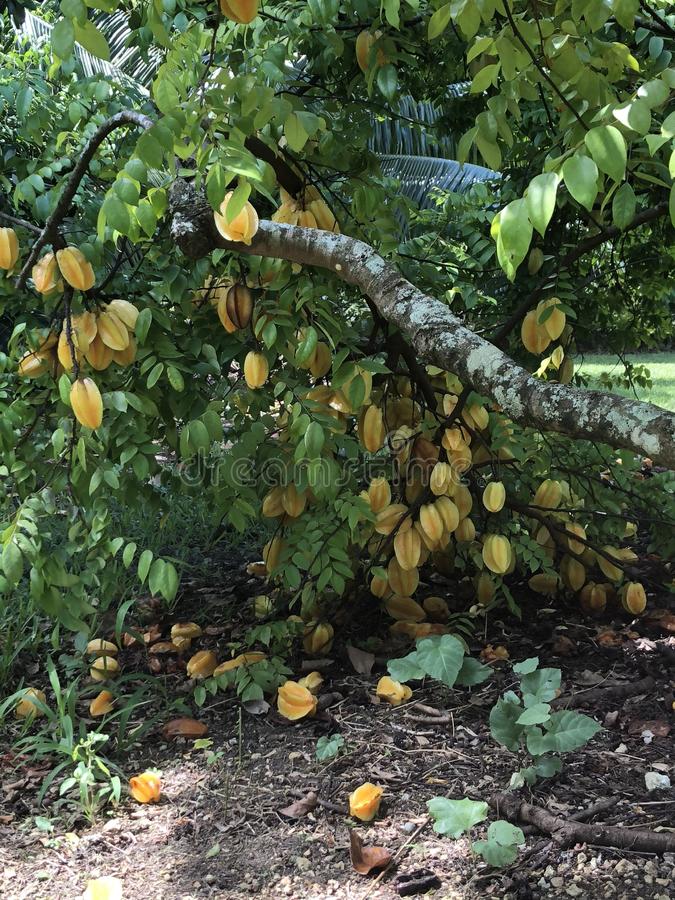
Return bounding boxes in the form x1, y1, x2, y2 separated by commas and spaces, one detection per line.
578, 351, 675, 412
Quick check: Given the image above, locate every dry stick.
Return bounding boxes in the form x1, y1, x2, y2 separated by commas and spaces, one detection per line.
361, 816, 431, 900
15, 111, 154, 291
551, 675, 655, 710
490, 793, 675, 854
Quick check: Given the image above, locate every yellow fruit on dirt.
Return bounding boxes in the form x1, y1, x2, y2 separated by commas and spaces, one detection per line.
385, 594, 426, 622
376, 675, 412, 706
482, 534, 512, 575
536, 297, 566, 341
0, 226, 19, 270
532, 479, 562, 509
129, 772, 161, 804
56, 247, 95, 291
394, 527, 422, 571
90, 656, 120, 681
70, 378, 103, 429
521, 309, 551, 355
186, 650, 218, 679
620, 581, 647, 615
360, 404, 385, 453
243, 350, 269, 389
298, 671, 324, 695
89, 691, 115, 717
277, 681, 317, 720
598, 546, 623, 582
97, 310, 130, 351
15, 687, 46, 719
32, 252, 61, 294
349, 782, 383, 821
387, 557, 419, 596
419, 503, 445, 544
214, 191, 259, 245
226, 283, 254, 330
356, 30, 386, 73
171, 622, 203, 640
303, 621, 334, 655
579, 582, 607, 614
85, 335, 113, 371
84, 876, 123, 900
483, 481, 506, 513
375, 503, 409, 535
528, 573, 560, 596
86, 639, 118, 657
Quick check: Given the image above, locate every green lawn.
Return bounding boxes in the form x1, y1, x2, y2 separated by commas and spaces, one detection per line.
579, 352, 675, 412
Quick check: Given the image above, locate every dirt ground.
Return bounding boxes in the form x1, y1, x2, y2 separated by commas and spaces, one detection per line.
1, 563, 674, 900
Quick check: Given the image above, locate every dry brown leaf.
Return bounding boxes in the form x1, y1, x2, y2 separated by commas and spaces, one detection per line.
149, 641, 178, 654
626, 719, 671, 737
349, 829, 392, 876
552, 635, 576, 655
161, 718, 208, 739
143, 624, 162, 644
596, 628, 624, 648
481, 644, 509, 662
279, 791, 318, 819
346, 644, 375, 675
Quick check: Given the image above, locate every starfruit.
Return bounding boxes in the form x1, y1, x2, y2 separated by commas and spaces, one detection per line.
214, 191, 259, 244
349, 782, 383, 821
621, 581, 647, 615
15, 687, 46, 719
277, 680, 317, 720
243, 350, 269, 389
186, 650, 218, 678
56, 247, 95, 291
129, 771, 161, 803
482, 534, 512, 575
376, 676, 412, 706
70, 378, 103, 429
385, 595, 425, 622
483, 481, 506, 513
89, 690, 115, 717
0, 226, 19, 270
387, 557, 419, 596
219, 0, 260, 25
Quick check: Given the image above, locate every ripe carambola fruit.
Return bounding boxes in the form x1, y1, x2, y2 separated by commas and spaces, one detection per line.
70, 378, 103, 429
282, 483, 306, 518
394, 527, 421, 571
219, 0, 259, 25
85, 335, 114, 371
482, 481, 506, 513
387, 557, 418, 596
214, 191, 259, 245
56, 247, 95, 291
0, 227, 19, 270
303, 621, 334, 655
536, 297, 566, 341
32, 252, 61, 294
367, 477, 391, 513
97, 310, 130, 351
360, 404, 385, 453
277, 681, 317, 720
418, 503, 444, 544
561, 554, 586, 592
532, 479, 562, 509
355, 30, 386, 73
621, 581, 647, 615
482, 534, 512, 574
579, 582, 607, 614
521, 309, 551, 355
226, 284, 253, 329
528, 573, 559, 596
385, 595, 425, 622
243, 350, 269, 389
435, 496, 459, 533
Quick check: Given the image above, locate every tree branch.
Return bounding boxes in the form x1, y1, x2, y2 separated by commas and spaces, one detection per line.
491, 201, 670, 347
15, 111, 154, 291
169, 180, 675, 467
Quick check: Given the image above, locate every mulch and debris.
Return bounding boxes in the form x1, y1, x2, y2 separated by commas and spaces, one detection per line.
1, 561, 674, 899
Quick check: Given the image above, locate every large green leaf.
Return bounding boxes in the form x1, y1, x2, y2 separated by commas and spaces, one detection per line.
415, 634, 465, 688
428, 797, 488, 838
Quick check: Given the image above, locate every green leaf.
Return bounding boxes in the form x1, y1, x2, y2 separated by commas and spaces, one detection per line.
520, 667, 560, 706
284, 114, 309, 153
52, 19, 75, 60
73, 21, 110, 60
103, 194, 131, 234
377, 65, 398, 101
2, 542, 23, 586
138, 549, 153, 584
512, 657, 539, 675
295, 327, 318, 367
470, 63, 500, 94
516, 702, 551, 725
455, 656, 491, 686
135, 308, 152, 344
525, 173, 559, 238
387, 651, 426, 683
415, 634, 465, 688
489, 698, 524, 750
670, 182, 675, 227
562, 154, 599, 211
428, 4, 451, 40
496, 198, 532, 281
584, 125, 627, 183
304, 421, 325, 459
427, 797, 488, 838
613, 99, 651, 135
542, 710, 601, 752
612, 182, 636, 230
122, 542, 137, 569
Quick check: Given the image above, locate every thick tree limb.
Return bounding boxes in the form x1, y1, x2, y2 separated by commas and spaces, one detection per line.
169, 179, 675, 468
490, 793, 675, 854
15, 111, 155, 291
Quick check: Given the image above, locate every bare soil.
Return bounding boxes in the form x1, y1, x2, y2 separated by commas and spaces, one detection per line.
1, 560, 674, 900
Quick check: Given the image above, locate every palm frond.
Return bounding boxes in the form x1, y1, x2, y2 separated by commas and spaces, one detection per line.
379, 154, 499, 207
368, 87, 470, 158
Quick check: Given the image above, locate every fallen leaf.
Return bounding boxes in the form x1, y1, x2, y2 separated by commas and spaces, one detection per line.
149, 642, 178, 654
626, 719, 671, 737
349, 829, 392, 876
596, 628, 624, 648
161, 718, 208, 740
552, 635, 576, 655
279, 792, 318, 819
242, 698, 270, 715
143, 624, 162, 644
480, 644, 509, 662
346, 644, 375, 675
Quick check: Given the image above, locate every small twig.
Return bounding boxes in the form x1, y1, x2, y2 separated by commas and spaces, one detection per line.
552, 676, 655, 710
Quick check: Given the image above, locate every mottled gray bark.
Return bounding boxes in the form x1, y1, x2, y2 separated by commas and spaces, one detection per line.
170, 180, 675, 468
